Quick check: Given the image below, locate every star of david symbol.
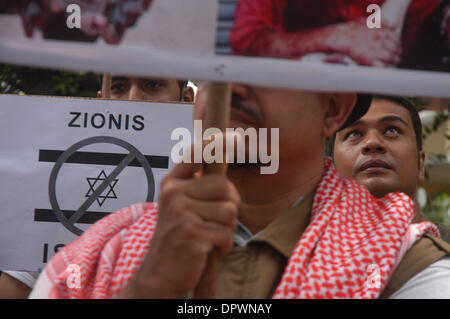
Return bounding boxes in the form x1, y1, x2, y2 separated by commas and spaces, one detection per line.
86, 170, 119, 207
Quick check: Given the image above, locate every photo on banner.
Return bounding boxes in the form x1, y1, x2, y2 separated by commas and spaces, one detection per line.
0, 0, 216, 56
217, 0, 450, 72
1, 0, 450, 96
0, 0, 154, 44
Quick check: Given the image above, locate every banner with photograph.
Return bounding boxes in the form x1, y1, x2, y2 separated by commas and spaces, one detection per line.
1, 0, 450, 96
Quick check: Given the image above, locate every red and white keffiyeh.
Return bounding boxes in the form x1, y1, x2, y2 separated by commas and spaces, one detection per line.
41, 160, 439, 299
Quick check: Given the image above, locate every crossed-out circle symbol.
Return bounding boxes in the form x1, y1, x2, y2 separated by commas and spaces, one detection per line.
49, 136, 155, 236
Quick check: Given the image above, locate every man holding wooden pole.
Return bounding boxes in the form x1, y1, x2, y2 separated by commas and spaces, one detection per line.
30, 81, 446, 299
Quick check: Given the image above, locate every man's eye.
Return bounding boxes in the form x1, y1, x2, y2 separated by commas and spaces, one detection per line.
385, 127, 400, 137
346, 130, 361, 139
111, 83, 126, 92
144, 81, 162, 89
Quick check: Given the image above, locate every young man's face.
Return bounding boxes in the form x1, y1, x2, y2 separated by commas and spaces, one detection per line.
333, 99, 425, 199
110, 76, 185, 102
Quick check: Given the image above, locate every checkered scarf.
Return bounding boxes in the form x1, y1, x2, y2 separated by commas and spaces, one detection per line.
42, 160, 439, 298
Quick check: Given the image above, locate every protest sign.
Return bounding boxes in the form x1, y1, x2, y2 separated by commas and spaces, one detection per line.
0, 94, 193, 270
1, 0, 450, 96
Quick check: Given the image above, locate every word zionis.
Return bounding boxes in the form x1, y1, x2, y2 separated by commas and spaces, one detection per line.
68, 112, 145, 131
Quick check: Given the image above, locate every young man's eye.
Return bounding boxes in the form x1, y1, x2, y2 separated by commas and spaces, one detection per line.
346, 130, 361, 140
144, 81, 162, 89
384, 127, 400, 137
111, 83, 126, 92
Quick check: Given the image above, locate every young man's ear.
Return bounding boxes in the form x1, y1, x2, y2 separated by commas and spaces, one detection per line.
323, 93, 357, 138
418, 150, 426, 183
182, 86, 195, 103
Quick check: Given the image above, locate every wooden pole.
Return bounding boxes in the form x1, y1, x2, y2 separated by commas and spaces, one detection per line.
194, 82, 232, 298
102, 73, 112, 99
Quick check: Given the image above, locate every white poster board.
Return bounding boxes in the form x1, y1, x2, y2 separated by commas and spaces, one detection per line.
0, 94, 193, 271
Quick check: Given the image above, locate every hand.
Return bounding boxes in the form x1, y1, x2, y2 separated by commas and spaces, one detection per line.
318, 18, 402, 67
246, 18, 401, 67
119, 146, 240, 298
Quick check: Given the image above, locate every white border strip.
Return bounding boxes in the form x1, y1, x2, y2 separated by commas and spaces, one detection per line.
1, 38, 450, 97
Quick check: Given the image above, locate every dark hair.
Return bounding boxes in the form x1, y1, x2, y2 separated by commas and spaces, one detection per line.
328, 95, 423, 157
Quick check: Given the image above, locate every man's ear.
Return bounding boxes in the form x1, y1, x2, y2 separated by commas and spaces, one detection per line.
323, 93, 357, 138
182, 86, 195, 103
418, 150, 426, 182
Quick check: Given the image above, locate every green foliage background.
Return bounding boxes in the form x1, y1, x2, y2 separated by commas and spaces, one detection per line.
0, 64, 100, 97
423, 193, 450, 226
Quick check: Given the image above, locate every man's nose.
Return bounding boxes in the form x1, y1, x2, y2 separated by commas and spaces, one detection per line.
361, 131, 386, 155
127, 84, 144, 100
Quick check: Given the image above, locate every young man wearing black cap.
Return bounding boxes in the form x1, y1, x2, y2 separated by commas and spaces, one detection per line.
331, 96, 450, 235
30, 85, 442, 299
332, 96, 450, 298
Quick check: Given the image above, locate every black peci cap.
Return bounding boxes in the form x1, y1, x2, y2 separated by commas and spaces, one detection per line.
340, 93, 372, 130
